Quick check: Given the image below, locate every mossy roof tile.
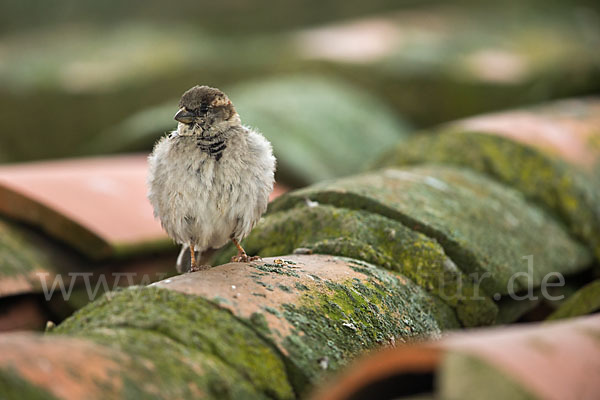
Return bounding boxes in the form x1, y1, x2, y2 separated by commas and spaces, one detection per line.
374, 98, 600, 260
268, 166, 592, 296
451, 98, 600, 172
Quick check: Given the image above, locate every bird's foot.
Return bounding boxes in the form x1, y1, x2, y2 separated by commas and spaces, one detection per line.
230, 237, 261, 263
231, 254, 261, 263
188, 264, 211, 273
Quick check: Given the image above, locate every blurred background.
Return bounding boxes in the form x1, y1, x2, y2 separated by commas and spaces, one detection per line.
0, 3, 599, 398
1, 0, 599, 186
0, 0, 599, 332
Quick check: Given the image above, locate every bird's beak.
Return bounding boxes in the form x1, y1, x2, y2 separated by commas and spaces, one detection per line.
174, 108, 195, 124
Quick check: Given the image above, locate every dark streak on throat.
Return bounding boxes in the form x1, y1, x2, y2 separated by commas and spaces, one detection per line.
197, 137, 226, 161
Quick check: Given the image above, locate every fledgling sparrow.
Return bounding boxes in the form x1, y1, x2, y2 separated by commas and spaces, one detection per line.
147, 85, 276, 272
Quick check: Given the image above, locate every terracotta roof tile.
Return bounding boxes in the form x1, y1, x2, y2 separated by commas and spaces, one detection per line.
0, 155, 167, 259
0, 154, 288, 260
310, 315, 600, 400
451, 98, 600, 172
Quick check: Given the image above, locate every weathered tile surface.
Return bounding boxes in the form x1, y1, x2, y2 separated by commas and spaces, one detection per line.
547, 279, 600, 321
0, 218, 75, 297
0, 155, 170, 260
374, 98, 600, 260
43, 255, 454, 397
266, 166, 592, 297
310, 315, 600, 400
451, 98, 600, 173
213, 204, 497, 327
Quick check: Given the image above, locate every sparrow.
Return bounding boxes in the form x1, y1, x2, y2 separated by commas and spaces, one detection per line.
147, 85, 276, 272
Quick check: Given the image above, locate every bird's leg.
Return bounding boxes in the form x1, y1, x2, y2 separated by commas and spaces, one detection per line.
231, 238, 261, 263
185, 244, 211, 273
189, 244, 198, 271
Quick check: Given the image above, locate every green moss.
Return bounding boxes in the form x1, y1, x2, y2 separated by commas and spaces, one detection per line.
54, 287, 294, 399
264, 306, 282, 317
248, 312, 271, 337
100, 327, 269, 399
0, 368, 59, 400
440, 352, 537, 400
254, 281, 275, 291
547, 279, 600, 320
0, 218, 78, 279
215, 203, 497, 326
46, 258, 457, 397
278, 284, 292, 292
254, 263, 300, 277
267, 166, 592, 297
344, 260, 460, 332
278, 261, 458, 385
0, 220, 40, 277
374, 131, 600, 261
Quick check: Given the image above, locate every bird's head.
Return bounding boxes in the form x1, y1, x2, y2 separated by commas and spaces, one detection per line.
174, 86, 238, 137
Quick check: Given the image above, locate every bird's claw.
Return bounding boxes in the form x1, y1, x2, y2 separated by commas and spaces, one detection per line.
231, 254, 261, 263
188, 264, 211, 273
